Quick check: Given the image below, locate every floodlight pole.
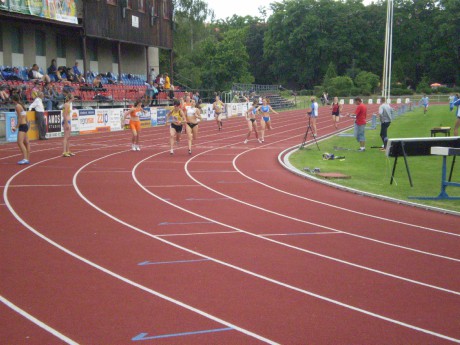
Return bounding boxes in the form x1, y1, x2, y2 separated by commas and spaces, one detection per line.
381, 0, 394, 101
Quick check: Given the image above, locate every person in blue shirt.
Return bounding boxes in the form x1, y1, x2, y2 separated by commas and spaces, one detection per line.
308, 96, 319, 137
420, 95, 429, 114
257, 98, 278, 142
451, 94, 460, 136
72, 61, 84, 82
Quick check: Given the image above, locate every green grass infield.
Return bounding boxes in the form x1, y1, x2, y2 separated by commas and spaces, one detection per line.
289, 104, 460, 214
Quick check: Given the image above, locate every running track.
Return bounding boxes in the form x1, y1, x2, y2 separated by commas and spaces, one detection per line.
1, 105, 459, 344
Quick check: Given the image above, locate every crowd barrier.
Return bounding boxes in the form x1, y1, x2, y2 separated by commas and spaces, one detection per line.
1, 102, 252, 142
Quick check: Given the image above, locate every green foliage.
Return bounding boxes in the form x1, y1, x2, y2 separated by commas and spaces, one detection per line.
170, 0, 459, 93
323, 62, 338, 86
354, 71, 380, 94
416, 76, 431, 94
326, 76, 354, 97
390, 88, 414, 96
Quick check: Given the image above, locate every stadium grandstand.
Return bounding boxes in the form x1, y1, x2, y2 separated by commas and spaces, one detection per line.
0, 0, 176, 109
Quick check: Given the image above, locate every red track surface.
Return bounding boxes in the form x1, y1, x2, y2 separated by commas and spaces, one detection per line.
1, 105, 459, 344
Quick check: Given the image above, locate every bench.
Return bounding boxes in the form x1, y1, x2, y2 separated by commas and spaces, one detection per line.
431, 127, 451, 137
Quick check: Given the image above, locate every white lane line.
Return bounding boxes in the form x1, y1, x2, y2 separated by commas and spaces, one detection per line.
191, 134, 460, 263
8, 184, 74, 188
3, 155, 278, 345
156, 231, 241, 237
144, 184, 201, 188
0, 295, 78, 345
185, 142, 460, 264
72, 147, 460, 343
261, 231, 343, 237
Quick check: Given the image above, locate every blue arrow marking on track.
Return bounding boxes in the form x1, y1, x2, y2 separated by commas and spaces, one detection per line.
138, 259, 211, 266
132, 328, 233, 341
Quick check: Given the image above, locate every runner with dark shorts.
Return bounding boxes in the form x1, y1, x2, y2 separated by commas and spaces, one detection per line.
167, 99, 186, 155
11, 94, 30, 165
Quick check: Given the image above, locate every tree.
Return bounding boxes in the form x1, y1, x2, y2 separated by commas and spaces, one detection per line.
323, 62, 337, 87
354, 71, 380, 95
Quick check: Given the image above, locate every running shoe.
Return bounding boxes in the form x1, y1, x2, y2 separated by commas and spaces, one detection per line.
132, 144, 136, 151
17, 159, 30, 165
258, 139, 263, 143
188, 149, 192, 155
62, 152, 71, 157
244, 139, 248, 144
136, 145, 141, 151
170, 149, 174, 155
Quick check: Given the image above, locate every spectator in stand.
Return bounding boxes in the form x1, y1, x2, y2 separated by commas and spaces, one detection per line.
144, 81, 155, 106
72, 62, 84, 82
149, 67, 157, 83
158, 74, 165, 90
353, 97, 367, 152
43, 82, 55, 110
29, 91, 47, 140
164, 73, 171, 90
0, 83, 10, 103
66, 67, 77, 83
47, 59, 63, 81
93, 74, 103, 89
151, 83, 159, 106
31, 80, 42, 99
192, 91, 200, 104
28, 64, 51, 83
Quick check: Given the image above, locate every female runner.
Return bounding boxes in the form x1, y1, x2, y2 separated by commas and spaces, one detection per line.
185, 99, 202, 154
12, 94, 30, 164
331, 96, 342, 129
62, 93, 75, 157
258, 98, 278, 142
213, 95, 225, 131
123, 100, 143, 151
244, 100, 262, 144
167, 99, 186, 155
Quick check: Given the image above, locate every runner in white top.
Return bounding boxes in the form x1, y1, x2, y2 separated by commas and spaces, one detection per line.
244, 100, 262, 144
185, 99, 202, 154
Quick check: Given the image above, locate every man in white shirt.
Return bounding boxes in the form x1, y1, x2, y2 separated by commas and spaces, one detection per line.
378, 99, 393, 150
29, 91, 47, 140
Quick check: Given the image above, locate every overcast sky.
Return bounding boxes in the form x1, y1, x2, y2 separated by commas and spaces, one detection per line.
209, 0, 374, 21
210, 0, 274, 20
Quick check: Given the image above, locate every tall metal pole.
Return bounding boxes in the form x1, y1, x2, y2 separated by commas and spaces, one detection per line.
382, 0, 394, 101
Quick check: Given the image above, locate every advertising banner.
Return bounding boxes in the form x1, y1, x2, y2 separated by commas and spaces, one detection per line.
202, 104, 214, 121
26, 111, 38, 141
70, 108, 79, 134
150, 107, 158, 126
107, 108, 124, 131
156, 108, 167, 126
5, 112, 17, 142
5, 111, 38, 141
78, 109, 97, 135
139, 108, 152, 129
46, 110, 62, 138
1, 0, 78, 24
95, 109, 111, 133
